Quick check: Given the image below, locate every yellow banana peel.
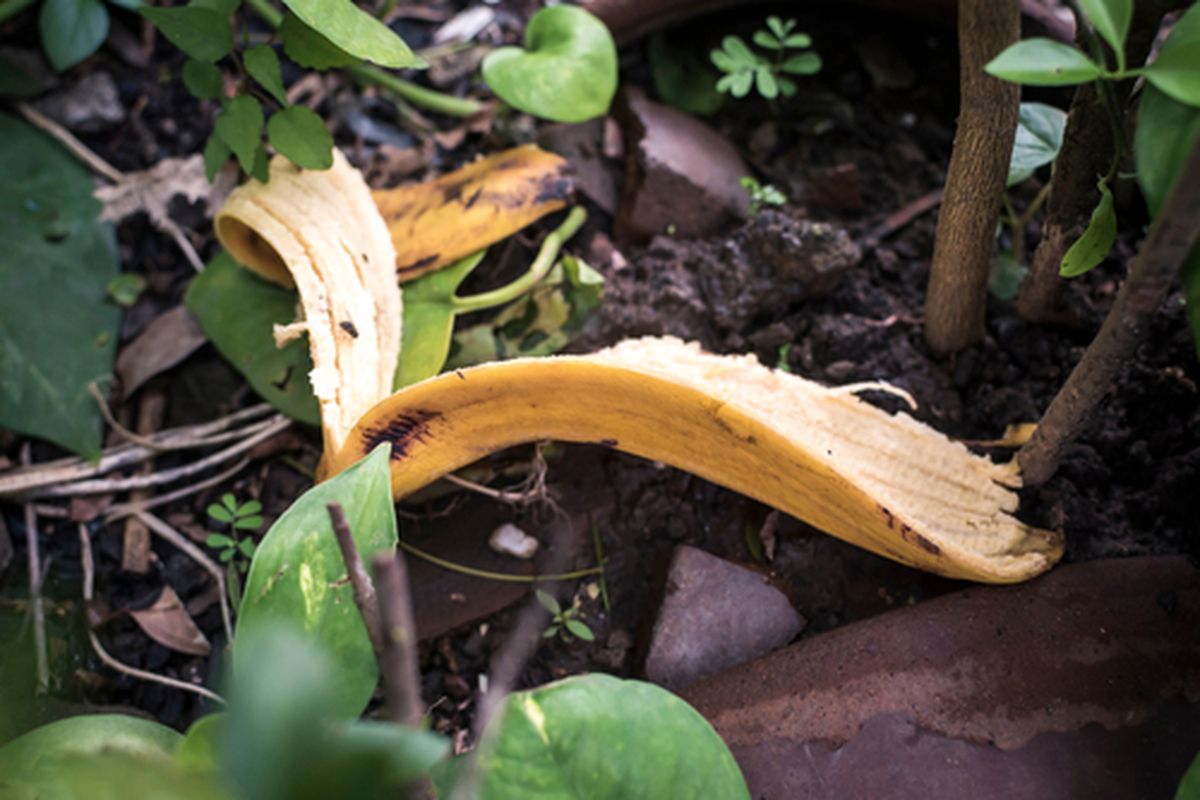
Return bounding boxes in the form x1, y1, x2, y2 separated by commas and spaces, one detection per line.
325, 337, 1062, 584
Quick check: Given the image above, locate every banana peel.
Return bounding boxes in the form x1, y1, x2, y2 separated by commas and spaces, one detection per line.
325, 337, 1062, 584
373, 145, 572, 282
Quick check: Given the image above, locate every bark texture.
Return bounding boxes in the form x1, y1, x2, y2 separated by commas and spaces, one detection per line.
1018, 136, 1200, 485
923, 0, 1020, 355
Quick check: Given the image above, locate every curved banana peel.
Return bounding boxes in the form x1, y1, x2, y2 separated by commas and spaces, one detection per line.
214, 151, 402, 456
325, 337, 1062, 584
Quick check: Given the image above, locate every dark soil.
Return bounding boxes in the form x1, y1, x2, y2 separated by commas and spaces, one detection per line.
1, 0, 1197, 749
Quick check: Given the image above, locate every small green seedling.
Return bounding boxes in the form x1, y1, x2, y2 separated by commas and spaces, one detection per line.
740, 175, 788, 214
711, 16, 821, 100
536, 589, 595, 643
206, 492, 263, 608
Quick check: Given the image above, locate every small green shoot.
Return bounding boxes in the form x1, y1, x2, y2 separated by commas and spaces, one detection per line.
711, 16, 821, 100
536, 589, 595, 643
740, 175, 788, 215
206, 493, 263, 609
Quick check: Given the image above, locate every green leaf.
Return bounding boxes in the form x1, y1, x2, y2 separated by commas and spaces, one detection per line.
1078, 0, 1131, 67
38, 0, 109, 72
453, 675, 750, 799
1060, 179, 1116, 277
267, 105, 334, 170
234, 515, 263, 531
280, 12, 356, 70
140, 6, 232, 62
564, 618, 594, 641
482, 5, 618, 123
710, 49, 738, 73
221, 492, 238, 510
190, 0, 241, 14
753, 31, 781, 50
203, 132, 231, 181
235, 445, 397, 718
720, 35, 756, 66
1135, 84, 1200, 217
1144, 42, 1200, 107
767, 16, 789, 39
237, 538, 257, 557
648, 34, 724, 116
989, 249, 1027, 300
106, 272, 145, 307
0, 714, 180, 774
728, 70, 753, 97
535, 589, 561, 615
783, 33, 812, 49
250, 143, 270, 183
245, 45, 288, 106
281, 0, 417, 68
238, 499, 263, 515
296, 721, 450, 799
393, 250, 486, 389
206, 532, 234, 548
0, 114, 120, 460
1177, 751, 1200, 800
985, 38, 1102, 86
1008, 101, 1067, 186
106, 0, 144, 9
542, 625, 560, 638
184, 252, 320, 425
208, 502, 234, 523
779, 52, 821, 75
175, 714, 223, 772
214, 95, 264, 174
777, 76, 797, 97
755, 68, 778, 99
182, 59, 224, 100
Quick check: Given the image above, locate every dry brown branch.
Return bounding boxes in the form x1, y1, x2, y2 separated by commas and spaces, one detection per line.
77, 522, 226, 705
372, 551, 423, 728
327, 502, 383, 657
103, 458, 250, 523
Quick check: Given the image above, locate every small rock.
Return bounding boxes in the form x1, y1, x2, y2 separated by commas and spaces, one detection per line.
738, 210, 861, 295
488, 523, 539, 560
614, 88, 750, 242
34, 72, 124, 132
643, 546, 804, 689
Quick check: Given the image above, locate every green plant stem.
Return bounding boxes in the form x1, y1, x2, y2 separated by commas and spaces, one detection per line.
243, 0, 484, 118
0, 0, 36, 25
397, 538, 604, 583
453, 207, 587, 313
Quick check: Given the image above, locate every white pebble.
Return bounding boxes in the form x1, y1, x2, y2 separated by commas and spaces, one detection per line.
488, 523, 539, 560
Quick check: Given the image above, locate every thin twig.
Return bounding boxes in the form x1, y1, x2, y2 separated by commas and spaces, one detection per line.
16, 103, 126, 183
860, 188, 944, 253
103, 458, 251, 522
132, 510, 234, 644
78, 522, 226, 705
32, 415, 291, 498
397, 538, 602, 583
327, 502, 383, 656
21, 445, 49, 694
372, 551, 424, 728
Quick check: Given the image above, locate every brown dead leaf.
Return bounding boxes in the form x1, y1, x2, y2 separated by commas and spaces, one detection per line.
129, 585, 211, 656
95, 154, 212, 226
115, 306, 208, 397
372, 144, 574, 282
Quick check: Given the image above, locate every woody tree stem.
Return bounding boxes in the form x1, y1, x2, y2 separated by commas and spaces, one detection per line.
924, 0, 1020, 355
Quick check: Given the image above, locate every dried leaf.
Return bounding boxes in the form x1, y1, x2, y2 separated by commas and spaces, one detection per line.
95, 154, 213, 227
129, 585, 212, 656
373, 144, 573, 281
116, 306, 208, 396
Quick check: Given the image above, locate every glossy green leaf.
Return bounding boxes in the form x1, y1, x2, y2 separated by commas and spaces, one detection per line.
779, 52, 821, 75
0, 714, 180, 774
1008, 101, 1067, 186
753, 31, 781, 50
1079, 0, 1131, 66
393, 250, 486, 390
281, 12, 356, 70
190, 0, 240, 15
482, 5, 617, 123
38, 0, 109, 72
0, 114, 120, 460
182, 59, 224, 100
985, 39, 1102, 85
267, 105, 334, 170
281, 0, 417, 68
140, 6, 232, 62
1060, 179, 1116, 277
442, 675, 750, 799
1144, 42, 1200, 107
564, 618, 594, 641
214, 95, 264, 174
648, 34, 724, 116
755, 68, 778, 99
294, 721, 449, 800
245, 45, 287, 105
1135, 85, 1200, 217
235, 445, 396, 718
175, 714, 222, 772
184, 252, 320, 425
202, 132, 230, 181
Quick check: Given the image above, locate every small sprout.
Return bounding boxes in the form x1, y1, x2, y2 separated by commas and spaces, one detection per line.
712, 16, 820, 101
205, 493, 264, 607
536, 589, 595, 643
740, 175, 788, 215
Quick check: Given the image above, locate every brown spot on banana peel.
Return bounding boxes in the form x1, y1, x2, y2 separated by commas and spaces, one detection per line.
360, 409, 443, 460
326, 337, 1062, 585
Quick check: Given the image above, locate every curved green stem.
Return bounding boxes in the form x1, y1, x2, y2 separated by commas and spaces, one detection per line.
398, 538, 605, 583
243, 0, 484, 118
453, 207, 588, 313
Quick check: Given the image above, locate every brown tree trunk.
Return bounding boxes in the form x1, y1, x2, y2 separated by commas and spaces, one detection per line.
1018, 135, 1200, 485
1016, 0, 1178, 323
924, 0, 1020, 356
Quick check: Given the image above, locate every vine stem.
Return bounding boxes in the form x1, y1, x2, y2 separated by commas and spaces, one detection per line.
243, 0, 484, 118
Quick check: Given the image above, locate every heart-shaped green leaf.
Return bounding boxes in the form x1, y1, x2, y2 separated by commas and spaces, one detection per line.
433, 674, 749, 799
482, 6, 617, 123
235, 444, 396, 718
38, 0, 109, 72
267, 105, 334, 170
1008, 101, 1067, 186
185, 252, 320, 425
